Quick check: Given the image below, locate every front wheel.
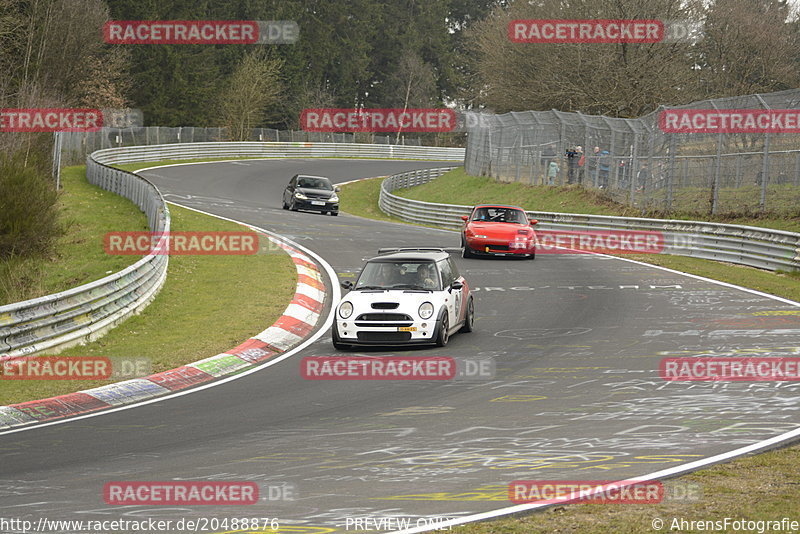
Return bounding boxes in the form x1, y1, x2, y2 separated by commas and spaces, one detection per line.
289, 199, 299, 211
462, 241, 474, 258
435, 313, 450, 347
331, 211, 339, 216
282, 196, 289, 210
460, 298, 474, 333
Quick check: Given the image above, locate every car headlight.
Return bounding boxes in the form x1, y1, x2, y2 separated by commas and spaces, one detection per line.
474, 234, 488, 239
339, 301, 353, 319
418, 302, 434, 319
328, 194, 339, 202
295, 192, 308, 200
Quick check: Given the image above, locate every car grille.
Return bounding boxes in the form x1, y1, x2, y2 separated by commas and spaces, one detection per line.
355, 313, 413, 327
305, 192, 328, 199
357, 331, 412, 342
486, 244, 510, 251
371, 302, 399, 310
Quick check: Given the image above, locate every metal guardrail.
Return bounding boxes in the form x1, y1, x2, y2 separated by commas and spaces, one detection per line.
379, 168, 800, 272
1, 142, 464, 360
0, 158, 170, 360
90, 142, 465, 165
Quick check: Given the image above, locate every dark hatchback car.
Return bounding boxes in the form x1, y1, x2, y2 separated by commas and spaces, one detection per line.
282, 174, 340, 215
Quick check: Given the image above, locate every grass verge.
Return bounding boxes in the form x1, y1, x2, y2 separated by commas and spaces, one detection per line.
0, 163, 297, 405
451, 443, 800, 533
0, 165, 148, 305
338, 167, 800, 533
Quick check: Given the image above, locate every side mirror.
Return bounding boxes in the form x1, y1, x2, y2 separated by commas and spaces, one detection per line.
460, 215, 468, 222
341, 280, 353, 290
335, 186, 341, 192
529, 219, 539, 225
450, 280, 464, 291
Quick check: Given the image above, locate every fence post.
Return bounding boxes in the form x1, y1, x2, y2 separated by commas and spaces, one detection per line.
629, 132, 639, 204
794, 152, 800, 186
761, 133, 771, 212
711, 132, 723, 215
666, 134, 676, 213
557, 111, 567, 186
735, 154, 743, 187
51, 132, 63, 189
756, 94, 772, 213
582, 119, 591, 186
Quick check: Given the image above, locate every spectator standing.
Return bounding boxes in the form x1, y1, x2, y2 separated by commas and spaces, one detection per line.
547, 160, 559, 185
565, 146, 579, 184
636, 163, 650, 193
598, 150, 611, 189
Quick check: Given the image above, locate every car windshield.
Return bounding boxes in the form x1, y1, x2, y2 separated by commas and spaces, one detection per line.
355, 261, 440, 291
471, 207, 527, 224
297, 177, 333, 190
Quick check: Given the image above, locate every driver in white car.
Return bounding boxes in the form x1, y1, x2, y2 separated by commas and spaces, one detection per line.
416, 264, 437, 289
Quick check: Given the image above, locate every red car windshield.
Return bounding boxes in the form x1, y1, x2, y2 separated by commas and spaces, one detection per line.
471, 207, 527, 224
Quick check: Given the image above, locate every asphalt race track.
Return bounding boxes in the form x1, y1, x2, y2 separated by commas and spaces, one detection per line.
2, 158, 800, 532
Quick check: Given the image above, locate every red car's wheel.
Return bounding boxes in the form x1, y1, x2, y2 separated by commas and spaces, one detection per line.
461, 235, 474, 258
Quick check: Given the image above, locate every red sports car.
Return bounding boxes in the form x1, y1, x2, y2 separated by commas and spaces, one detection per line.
460, 204, 538, 258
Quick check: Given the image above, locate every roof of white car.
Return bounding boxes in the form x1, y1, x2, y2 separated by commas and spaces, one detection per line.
368, 249, 450, 263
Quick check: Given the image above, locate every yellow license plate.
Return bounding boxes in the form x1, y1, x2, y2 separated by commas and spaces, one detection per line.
398, 327, 417, 332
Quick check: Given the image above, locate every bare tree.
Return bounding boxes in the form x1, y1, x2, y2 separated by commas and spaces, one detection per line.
386, 50, 437, 143
218, 50, 283, 141
465, 0, 706, 116
698, 0, 800, 97
5, 0, 129, 107
286, 80, 336, 130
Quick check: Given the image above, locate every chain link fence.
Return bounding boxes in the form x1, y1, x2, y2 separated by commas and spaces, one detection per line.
59, 126, 427, 166
465, 89, 800, 216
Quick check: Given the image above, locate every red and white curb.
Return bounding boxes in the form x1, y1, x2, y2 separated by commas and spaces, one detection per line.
0, 235, 326, 430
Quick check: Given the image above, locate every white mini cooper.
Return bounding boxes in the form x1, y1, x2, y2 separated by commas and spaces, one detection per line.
333, 248, 474, 349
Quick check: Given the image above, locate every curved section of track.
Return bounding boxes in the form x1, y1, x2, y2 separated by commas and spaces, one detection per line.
2, 159, 799, 532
